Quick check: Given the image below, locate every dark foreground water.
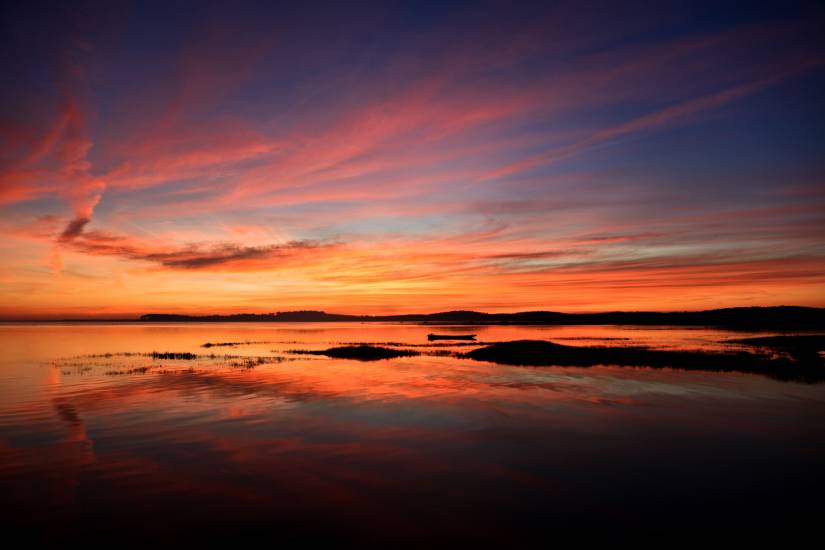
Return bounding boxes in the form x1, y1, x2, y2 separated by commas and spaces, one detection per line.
1, 323, 823, 541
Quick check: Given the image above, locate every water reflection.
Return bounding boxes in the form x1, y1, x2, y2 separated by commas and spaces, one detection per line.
0, 323, 823, 540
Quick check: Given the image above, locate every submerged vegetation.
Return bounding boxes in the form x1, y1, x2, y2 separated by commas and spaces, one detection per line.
52, 350, 288, 376
290, 345, 420, 361
201, 341, 274, 348
152, 352, 198, 360
50, 335, 825, 382
106, 367, 152, 375
226, 356, 273, 368
731, 335, 825, 364
463, 339, 825, 383
335, 341, 496, 347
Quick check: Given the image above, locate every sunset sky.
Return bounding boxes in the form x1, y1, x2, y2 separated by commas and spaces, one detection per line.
1, 1, 824, 319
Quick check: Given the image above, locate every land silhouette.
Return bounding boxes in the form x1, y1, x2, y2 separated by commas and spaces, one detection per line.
463, 337, 825, 383
277, 334, 825, 382
138, 306, 825, 329
290, 345, 420, 361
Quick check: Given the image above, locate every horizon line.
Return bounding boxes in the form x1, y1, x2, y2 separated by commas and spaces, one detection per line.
2, 304, 822, 323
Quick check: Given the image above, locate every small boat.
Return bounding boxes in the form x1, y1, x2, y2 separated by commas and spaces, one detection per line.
427, 333, 476, 341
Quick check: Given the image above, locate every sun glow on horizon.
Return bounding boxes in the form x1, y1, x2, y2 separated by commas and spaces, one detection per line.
1, 2, 824, 318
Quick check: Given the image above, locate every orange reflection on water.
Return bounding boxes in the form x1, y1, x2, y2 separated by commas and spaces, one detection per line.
0, 323, 824, 541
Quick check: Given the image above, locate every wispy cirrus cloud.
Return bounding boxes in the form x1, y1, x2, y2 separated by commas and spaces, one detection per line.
1, 2, 823, 316
61, 230, 333, 271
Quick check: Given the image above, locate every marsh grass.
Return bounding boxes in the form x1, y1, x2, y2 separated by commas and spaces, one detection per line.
51, 350, 288, 376
201, 341, 276, 348
105, 366, 152, 375
463, 339, 825, 383
289, 345, 420, 361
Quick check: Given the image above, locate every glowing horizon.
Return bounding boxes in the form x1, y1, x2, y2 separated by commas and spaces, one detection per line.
2, 2, 824, 320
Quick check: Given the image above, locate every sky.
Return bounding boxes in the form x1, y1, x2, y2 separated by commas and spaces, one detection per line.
1, 0, 824, 319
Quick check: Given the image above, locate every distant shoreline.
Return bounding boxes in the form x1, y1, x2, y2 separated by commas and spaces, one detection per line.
3, 306, 825, 329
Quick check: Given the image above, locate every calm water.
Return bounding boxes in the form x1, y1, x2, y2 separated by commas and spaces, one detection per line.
1, 323, 823, 540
